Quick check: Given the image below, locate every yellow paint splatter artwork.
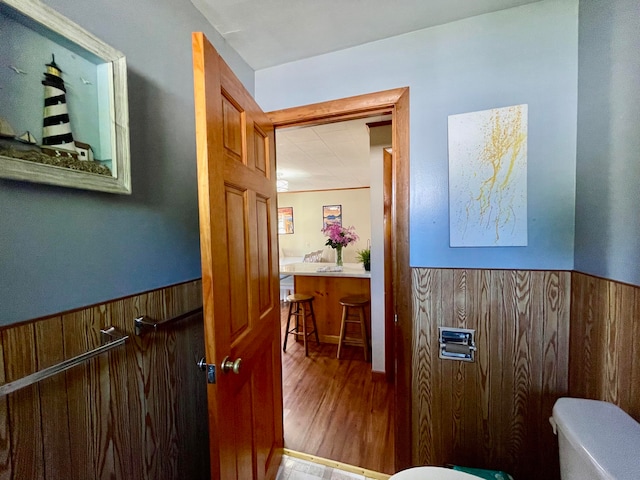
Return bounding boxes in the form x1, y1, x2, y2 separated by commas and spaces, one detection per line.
448, 104, 528, 246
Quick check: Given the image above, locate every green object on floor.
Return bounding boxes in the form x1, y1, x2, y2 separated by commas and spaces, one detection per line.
452, 465, 514, 480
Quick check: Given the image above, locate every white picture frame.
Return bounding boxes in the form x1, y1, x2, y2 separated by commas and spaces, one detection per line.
0, 0, 131, 194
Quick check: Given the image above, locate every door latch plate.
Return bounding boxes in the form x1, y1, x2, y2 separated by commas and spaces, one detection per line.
197, 357, 217, 384
207, 364, 216, 384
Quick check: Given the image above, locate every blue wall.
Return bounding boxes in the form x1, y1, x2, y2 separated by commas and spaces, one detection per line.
574, 0, 640, 287
256, 0, 579, 271
0, 0, 252, 326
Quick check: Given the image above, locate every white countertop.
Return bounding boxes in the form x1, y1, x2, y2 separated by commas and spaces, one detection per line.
279, 262, 371, 279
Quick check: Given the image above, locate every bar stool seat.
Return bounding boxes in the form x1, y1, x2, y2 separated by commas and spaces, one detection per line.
337, 295, 370, 361
283, 293, 319, 356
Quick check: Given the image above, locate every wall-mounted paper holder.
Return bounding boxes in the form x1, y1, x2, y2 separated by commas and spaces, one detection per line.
439, 327, 476, 362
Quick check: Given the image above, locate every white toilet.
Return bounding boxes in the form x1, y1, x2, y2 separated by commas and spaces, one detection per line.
551, 397, 640, 479
389, 467, 490, 480
390, 397, 640, 479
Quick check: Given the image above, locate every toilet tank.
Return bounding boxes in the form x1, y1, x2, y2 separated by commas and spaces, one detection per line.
551, 398, 640, 480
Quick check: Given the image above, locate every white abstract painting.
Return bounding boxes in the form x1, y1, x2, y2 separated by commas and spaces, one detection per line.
448, 104, 528, 247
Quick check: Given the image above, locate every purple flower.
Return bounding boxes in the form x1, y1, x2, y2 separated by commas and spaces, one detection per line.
321, 224, 359, 248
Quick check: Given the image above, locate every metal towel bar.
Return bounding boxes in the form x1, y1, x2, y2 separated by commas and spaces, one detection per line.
134, 306, 203, 336
0, 326, 128, 397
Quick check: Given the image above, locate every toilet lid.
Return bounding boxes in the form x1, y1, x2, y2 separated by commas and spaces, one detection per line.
390, 466, 482, 480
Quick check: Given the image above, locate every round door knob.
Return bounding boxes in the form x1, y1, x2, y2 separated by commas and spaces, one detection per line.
221, 356, 242, 374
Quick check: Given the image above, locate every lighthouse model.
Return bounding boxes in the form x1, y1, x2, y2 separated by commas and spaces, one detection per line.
41, 54, 76, 157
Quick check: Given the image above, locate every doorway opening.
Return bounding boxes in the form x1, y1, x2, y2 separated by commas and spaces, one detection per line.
268, 87, 412, 473
275, 115, 392, 473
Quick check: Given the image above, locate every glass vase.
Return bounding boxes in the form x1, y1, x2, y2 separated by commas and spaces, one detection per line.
335, 246, 343, 266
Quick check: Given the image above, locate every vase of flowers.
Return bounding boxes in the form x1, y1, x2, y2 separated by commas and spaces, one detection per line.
321, 224, 359, 267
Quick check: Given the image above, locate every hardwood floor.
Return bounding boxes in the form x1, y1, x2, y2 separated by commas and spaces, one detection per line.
280, 303, 395, 474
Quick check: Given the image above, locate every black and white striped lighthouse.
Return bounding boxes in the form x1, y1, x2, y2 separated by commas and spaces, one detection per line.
41, 54, 76, 153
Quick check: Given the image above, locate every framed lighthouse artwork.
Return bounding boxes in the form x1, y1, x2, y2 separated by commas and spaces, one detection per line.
0, 0, 131, 194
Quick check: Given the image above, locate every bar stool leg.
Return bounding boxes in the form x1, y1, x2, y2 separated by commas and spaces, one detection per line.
283, 301, 294, 352
294, 303, 301, 342
337, 305, 348, 359
302, 302, 309, 356
359, 306, 369, 362
308, 301, 320, 344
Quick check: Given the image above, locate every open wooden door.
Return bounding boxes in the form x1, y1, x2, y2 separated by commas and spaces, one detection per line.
192, 32, 284, 480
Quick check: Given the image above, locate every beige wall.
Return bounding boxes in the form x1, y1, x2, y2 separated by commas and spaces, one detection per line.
277, 188, 371, 263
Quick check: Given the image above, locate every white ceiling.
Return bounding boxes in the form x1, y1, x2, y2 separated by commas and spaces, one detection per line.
190, 0, 542, 70
276, 116, 390, 192
190, 0, 541, 191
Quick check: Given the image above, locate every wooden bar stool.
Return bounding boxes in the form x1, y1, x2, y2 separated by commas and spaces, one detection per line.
337, 295, 370, 361
283, 293, 319, 356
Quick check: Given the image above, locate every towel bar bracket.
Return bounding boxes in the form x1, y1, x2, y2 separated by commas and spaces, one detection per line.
134, 307, 204, 336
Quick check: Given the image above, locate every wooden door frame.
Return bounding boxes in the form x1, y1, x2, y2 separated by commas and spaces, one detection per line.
267, 87, 412, 471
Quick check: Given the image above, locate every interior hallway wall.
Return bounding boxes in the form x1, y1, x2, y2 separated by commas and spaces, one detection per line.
574, 0, 640, 287
569, 0, 640, 432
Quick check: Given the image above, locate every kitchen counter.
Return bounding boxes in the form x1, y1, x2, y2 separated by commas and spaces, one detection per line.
280, 263, 371, 347
279, 262, 371, 278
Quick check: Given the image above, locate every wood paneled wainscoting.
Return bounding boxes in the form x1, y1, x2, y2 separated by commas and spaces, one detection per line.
569, 272, 640, 420
411, 269, 571, 480
0, 280, 209, 480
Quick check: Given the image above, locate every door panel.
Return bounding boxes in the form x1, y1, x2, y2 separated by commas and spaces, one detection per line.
256, 195, 272, 313
222, 93, 245, 161
254, 126, 267, 174
226, 185, 250, 339
192, 32, 283, 480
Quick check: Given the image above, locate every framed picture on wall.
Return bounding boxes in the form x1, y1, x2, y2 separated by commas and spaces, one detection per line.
278, 207, 294, 234
0, 0, 131, 194
322, 204, 342, 228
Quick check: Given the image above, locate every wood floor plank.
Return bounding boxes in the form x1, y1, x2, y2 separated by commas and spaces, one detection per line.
280, 304, 394, 474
